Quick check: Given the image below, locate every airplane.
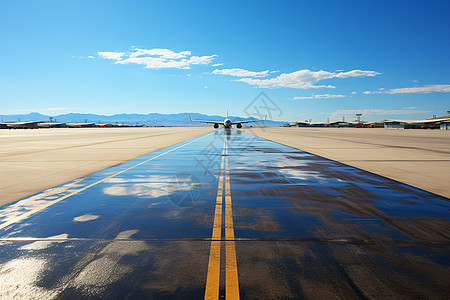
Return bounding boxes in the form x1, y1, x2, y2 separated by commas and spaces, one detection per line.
189, 111, 266, 128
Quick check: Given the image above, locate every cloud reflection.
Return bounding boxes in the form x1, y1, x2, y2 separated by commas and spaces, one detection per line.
275, 158, 324, 181
102, 175, 201, 200
69, 230, 150, 294
0, 180, 85, 224
0, 257, 58, 299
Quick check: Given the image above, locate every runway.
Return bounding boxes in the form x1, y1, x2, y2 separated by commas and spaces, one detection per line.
0, 129, 448, 299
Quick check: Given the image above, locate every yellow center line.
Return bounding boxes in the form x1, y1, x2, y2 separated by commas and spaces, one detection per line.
205, 143, 226, 300
0, 134, 209, 230
224, 151, 240, 300
205, 135, 240, 300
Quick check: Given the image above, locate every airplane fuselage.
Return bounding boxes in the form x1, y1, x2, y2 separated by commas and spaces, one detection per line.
190, 112, 263, 129
224, 119, 232, 128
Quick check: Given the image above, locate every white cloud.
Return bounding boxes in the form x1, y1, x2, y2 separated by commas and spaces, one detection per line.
212, 63, 224, 67
189, 55, 217, 65
351, 91, 357, 94
364, 84, 450, 95
12, 107, 80, 115
129, 48, 191, 59
212, 68, 269, 77
98, 47, 218, 70
363, 90, 382, 94
98, 51, 126, 60
363, 87, 385, 94
333, 70, 380, 78
236, 69, 380, 89
42, 107, 79, 112
330, 108, 431, 117
387, 84, 450, 94
292, 94, 346, 100
88, 56, 95, 59
292, 96, 315, 100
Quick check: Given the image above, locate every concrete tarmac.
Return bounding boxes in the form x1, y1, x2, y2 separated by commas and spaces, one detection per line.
0, 127, 213, 206
0, 129, 448, 299
243, 127, 450, 198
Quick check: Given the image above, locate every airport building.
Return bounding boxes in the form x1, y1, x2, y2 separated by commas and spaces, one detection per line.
0, 121, 145, 129
383, 117, 450, 129
383, 121, 414, 129
38, 122, 68, 128
286, 114, 450, 129
440, 120, 450, 130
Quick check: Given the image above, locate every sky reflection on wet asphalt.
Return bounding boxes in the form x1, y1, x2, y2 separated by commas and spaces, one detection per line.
0, 129, 448, 299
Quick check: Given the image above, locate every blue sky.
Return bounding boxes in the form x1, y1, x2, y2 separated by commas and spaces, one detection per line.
1, 0, 449, 122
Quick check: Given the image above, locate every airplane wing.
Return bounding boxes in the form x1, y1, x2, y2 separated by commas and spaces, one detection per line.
231, 115, 267, 124
195, 121, 220, 124
189, 114, 220, 124
231, 120, 259, 124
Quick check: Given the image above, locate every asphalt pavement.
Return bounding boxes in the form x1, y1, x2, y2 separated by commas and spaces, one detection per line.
0, 129, 448, 299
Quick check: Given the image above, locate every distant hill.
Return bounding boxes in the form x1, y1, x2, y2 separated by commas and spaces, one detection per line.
0, 112, 287, 127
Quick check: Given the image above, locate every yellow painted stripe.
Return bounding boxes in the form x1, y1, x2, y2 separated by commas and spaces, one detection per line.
205, 134, 240, 299
225, 241, 239, 300
204, 240, 221, 300
0, 134, 208, 230
205, 148, 226, 300
225, 152, 240, 299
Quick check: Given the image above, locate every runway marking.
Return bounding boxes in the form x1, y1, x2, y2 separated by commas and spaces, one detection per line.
0, 237, 446, 246
225, 154, 239, 300
204, 152, 225, 300
0, 134, 209, 230
205, 135, 240, 300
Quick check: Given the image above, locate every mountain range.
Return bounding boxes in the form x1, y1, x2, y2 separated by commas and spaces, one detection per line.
0, 112, 287, 127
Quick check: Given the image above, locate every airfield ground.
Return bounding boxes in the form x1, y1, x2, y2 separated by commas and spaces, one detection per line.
0, 127, 448, 298
243, 127, 450, 198
0, 126, 449, 207
0, 127, 213, 206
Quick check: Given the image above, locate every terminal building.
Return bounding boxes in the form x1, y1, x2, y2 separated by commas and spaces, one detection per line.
440, 120, 450, 130
0, 121, 144, 129
287, 115, 450, 130
383, 117, 450, 129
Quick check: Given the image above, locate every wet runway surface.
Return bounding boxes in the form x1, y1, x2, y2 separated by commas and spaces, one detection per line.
0, 129, 449, 299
